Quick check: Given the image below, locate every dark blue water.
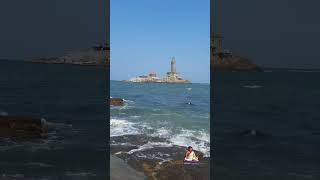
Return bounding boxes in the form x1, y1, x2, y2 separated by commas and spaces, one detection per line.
213, 70, 320, 179
0, 60, 107, 179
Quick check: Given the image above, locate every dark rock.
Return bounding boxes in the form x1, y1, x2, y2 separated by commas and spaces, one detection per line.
110, 98, 125, 106
156, 158, 210, 180
0, 115, 48, 138
111, 134, 210, 180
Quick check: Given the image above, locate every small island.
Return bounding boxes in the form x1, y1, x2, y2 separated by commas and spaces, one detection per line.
124, 57, 191, 83
211, 33, 262, 72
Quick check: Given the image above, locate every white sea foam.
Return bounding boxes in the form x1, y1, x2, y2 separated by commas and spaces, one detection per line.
147, 127, 210, 157
130, 115, 141, 119
123, 99, 134, 103
110, 118, 211, 156
110, 119, 141, 137
127, 142, 173, 154
111, 103, 130, 110
243, 85, 263, 89
169, 129, 210, 157
151, 127, 171, 138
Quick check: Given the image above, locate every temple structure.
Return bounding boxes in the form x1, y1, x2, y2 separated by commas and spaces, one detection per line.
125, 58, 190, 83
164, 57, 190, 83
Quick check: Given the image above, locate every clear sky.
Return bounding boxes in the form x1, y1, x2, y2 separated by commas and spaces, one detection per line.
111, 0, 210, 83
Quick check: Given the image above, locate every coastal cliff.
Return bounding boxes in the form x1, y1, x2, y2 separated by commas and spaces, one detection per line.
29, 44, 110, 66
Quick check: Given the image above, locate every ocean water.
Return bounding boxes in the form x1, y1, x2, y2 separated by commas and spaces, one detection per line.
213, 70, 320, 179
0, 60, 107, 179
110, 80, 210, 157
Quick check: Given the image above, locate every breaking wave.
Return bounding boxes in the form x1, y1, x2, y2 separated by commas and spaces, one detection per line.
110, 119, 141, 137
110, 118, 210, 156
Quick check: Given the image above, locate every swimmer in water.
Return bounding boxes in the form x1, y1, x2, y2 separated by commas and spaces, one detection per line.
184, 146, 199, 161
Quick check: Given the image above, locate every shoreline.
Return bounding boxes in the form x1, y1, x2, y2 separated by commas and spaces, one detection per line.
111, 134, 210, 180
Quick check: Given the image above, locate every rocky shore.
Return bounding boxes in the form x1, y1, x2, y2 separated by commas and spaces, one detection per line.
110, 98, 209, 179
111, 134, 210, 180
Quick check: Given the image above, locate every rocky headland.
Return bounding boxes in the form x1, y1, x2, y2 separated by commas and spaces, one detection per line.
211, 33, 262, 72
29, 44, 110, 66
212, 55, 262, 72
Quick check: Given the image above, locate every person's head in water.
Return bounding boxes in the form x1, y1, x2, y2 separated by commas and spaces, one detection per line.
187, 146, 193, 152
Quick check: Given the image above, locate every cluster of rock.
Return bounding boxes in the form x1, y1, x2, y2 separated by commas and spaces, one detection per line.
30, 44, 110, 66
110, 98, 125, 106
0, 115, 48, 138
111, 134, 210, 180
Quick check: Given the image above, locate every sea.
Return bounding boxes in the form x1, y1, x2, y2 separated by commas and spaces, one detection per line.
213, 70, 320, 179
110, 80, 211, 157
0, 60, 108, 179
2, 59, 319, 180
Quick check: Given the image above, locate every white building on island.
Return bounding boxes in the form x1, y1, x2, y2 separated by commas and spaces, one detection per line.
125, 57, 190, 83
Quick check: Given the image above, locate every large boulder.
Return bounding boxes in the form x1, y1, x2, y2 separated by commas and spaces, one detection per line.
110, 98, 124, 106
0, 115, 48, 138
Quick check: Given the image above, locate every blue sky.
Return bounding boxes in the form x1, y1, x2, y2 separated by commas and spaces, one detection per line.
111, 0, 210, 83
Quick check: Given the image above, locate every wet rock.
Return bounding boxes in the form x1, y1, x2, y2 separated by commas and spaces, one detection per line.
0, 115, 48, 138
111, 155, 147, 180
156, 158, 210, 180
111, 134, 210, 180
110, 98, 124, 106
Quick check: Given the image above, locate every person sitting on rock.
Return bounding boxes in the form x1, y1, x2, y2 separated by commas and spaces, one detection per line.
184, 146, 199, 161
